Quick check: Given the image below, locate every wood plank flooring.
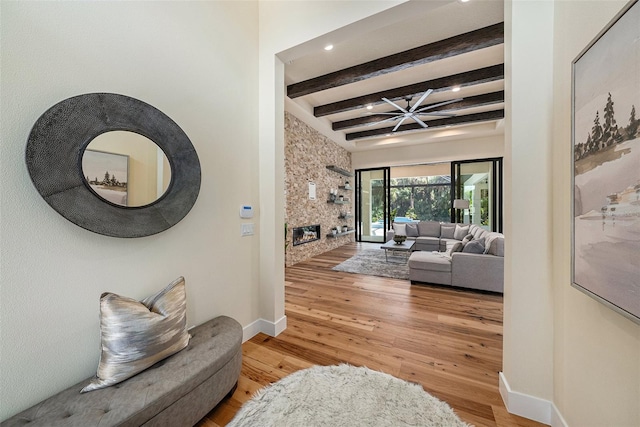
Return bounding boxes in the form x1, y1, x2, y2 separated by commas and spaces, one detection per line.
197, 243, 545, 427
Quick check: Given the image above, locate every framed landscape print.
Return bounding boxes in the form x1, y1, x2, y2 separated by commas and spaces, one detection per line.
572, 0, 640, 324
82, 149, 129, 207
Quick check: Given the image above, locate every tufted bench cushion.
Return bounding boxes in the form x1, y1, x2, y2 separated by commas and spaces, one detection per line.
2, 315, 242, 427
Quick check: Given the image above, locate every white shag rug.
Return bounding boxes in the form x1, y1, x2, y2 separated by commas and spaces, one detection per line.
227, 364, 469, 427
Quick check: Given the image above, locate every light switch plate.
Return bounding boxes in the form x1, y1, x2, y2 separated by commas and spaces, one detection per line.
241, 223, 254, 236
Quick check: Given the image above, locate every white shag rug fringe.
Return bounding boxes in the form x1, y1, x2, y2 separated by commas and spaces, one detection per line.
227, 364, 469, 427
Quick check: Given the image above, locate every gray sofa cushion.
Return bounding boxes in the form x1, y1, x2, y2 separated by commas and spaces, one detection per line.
463, 239, 485, 254
440, 225, 455, 239
417, 221, 441, 237
485, 234, 504, 256
470, 225, 488, 240
405, 223, 419, 237
408, 251, 452, 272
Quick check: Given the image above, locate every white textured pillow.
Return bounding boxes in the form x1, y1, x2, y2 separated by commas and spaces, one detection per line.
81, 277, 191, 393
393, 223, 407, 236
454, 225, 470, 240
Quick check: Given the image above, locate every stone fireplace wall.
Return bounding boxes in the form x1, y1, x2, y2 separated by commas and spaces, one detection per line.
285, 111, 354, 266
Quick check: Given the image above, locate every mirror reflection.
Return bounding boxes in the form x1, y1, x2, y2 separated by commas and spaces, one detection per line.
82, 131, 171, 207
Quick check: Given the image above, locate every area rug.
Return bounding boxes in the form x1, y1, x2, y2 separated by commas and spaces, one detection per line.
332, 248, 410, 280
227, 364, 468, 427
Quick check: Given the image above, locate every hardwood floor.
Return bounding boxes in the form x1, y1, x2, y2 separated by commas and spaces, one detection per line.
197, 243, 545, 427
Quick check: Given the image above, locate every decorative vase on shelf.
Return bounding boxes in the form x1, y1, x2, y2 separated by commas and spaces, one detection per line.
393, 235, 406, 244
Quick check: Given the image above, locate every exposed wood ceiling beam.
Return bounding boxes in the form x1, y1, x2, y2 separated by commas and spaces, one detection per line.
287, 22, 504, 99
314, 64, 504, 118
345, 109, 505, 141
332, 91, 505, 131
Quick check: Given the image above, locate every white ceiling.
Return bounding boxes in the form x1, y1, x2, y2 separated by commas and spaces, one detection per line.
282, 0, 505, 153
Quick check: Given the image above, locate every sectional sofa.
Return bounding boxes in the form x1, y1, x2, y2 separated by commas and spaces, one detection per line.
386, 221, 504, 293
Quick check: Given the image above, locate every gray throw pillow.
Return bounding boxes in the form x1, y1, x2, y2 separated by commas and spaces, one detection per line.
450, 242, 464, 253
462, 239, 485, 254
405, 223, 419, 237
461, 234, 474, 245
440, 225, 455, 239
81, 277, 191, 393
454, 225, 470, 240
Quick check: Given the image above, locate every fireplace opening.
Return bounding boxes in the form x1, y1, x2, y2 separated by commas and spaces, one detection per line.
293, 224, 321, 246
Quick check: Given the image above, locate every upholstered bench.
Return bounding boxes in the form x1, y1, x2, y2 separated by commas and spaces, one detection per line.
2, 315, 242, 427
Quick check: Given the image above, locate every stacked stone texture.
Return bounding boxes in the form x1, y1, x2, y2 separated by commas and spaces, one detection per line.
285, 112, 354, 266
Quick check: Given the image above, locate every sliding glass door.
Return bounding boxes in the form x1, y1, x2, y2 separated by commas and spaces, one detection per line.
452, 158, 503, 232
355, 168, 390, 243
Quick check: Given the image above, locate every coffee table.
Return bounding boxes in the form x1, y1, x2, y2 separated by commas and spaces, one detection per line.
381, 239, 415, 263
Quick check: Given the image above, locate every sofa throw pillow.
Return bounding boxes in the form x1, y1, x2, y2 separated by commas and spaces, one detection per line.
393, 223, 407, 236
454, 225, 470, 240
405, 223, 419, 237
461, 234, 474, 245
440, 225, 455, 239
462, 238, 485, 254
417, 221, 441, 237
81, 277, 191, 393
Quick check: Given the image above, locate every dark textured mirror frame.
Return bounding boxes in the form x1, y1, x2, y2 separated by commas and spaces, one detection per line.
26, 93, 201, 238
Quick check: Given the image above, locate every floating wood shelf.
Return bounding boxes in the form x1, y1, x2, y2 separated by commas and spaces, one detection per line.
326, 229, 355, 238
326, 165, 353, 177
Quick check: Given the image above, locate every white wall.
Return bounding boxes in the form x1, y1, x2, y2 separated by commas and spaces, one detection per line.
0, 1, 259, 420
502, 0, 556, 413
502, 1, 640, 426
256, 0, 406, 335
352, 134, 504, 169
0, 0, 409, 420
550, 1, 640, 426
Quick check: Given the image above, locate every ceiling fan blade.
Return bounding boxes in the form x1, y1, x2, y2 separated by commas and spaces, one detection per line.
414, 98, 463, 113
413, 116, 429, 128
409, 89, 433, 113
392, 117, 408, 132
370, 112, 405, 116
382, 97, 408, 113
367, 116, 402, 126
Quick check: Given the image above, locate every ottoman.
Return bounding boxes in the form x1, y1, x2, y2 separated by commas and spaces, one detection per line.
408, 251, 452, 285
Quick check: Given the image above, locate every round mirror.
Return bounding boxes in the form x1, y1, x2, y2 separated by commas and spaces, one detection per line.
82, 131, 172, 207
26, 93, 201, 238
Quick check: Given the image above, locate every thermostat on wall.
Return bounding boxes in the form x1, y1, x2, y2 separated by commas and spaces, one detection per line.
239, 205, 253, 218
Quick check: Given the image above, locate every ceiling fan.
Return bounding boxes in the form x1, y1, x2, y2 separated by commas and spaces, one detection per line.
370, 89, 462, 132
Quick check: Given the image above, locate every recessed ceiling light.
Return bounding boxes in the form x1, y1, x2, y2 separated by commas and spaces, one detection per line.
452, 86, 461, 92
324, 44, 334, 51
385, 133, 392, 137
366, 105, 373, 110
459, 0, 470, 3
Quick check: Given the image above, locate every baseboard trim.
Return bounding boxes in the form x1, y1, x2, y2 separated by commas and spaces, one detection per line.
242, 316, 287, 342
499, 372, 567, 427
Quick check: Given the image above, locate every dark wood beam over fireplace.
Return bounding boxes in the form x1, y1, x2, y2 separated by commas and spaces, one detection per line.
286, 22, 504, 99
